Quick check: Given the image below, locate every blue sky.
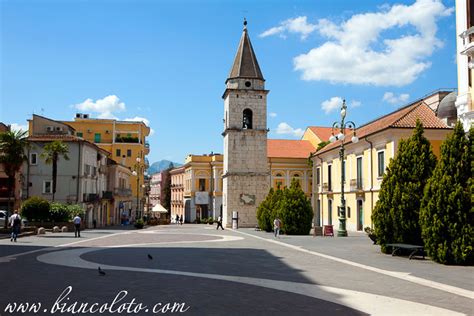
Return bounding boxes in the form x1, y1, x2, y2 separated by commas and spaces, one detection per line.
1, 0, 457, 164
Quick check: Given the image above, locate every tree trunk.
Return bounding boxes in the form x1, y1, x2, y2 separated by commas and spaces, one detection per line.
4, 175, 14, 229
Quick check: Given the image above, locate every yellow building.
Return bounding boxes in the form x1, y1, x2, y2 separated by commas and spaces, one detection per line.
63, 114, 150, 218
456, 0, 474, 130
311, 96, 452, 233
267, 139, 314, 195
183, 153, 223, 223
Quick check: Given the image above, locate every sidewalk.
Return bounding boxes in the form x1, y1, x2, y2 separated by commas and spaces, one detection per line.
237, 228, 474, 292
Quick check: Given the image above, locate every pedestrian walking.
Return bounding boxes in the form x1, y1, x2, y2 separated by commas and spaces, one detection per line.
273, 218, 281, 238
93, 218, 97, 229
73, 214, 82, 238
175, 214, 180, 225
179, 215, 183, 225
9, 211, 22, 242
216, 215, 224, 230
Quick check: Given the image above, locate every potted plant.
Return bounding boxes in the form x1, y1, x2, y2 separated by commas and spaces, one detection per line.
134, 219, 144, 229
364, 227, 377, 244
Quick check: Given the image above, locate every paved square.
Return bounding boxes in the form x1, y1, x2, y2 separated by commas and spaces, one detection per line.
0, 225, 472, 315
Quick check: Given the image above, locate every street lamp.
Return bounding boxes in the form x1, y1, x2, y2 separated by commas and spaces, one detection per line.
132, 157, 144, 221
329, 99, 358, 237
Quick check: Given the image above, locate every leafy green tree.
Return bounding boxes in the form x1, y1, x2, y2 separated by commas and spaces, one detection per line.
0, 129, 28, 228
21, 197, 50, 222
41, 141, 69, 201
420, 122, 473, 265
257, 188, 277, 232
372, 120, 437, 252
277, 179, 313, 235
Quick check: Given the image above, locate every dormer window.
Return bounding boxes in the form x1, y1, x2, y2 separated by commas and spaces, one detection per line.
243, 109, 253, 129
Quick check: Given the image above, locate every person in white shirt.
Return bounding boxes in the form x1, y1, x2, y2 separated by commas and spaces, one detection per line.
73, 215, 82, 238
9, 211, 22, 242
273, 218, 281, 238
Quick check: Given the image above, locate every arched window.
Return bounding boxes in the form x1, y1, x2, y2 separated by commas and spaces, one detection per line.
243, 109, 253, 129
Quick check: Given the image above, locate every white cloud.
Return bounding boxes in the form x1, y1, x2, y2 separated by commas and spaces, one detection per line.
9, 123, 28, 132
260, 16, 317, 40
275, 122, 305, 137
293, 0, 453, 86
350, 100, 362, 108
124, 116, 155, 136
269, 112, 277, 118
74, 95, 125, 119
383, 92, 410, 105
321, 97, 343, 114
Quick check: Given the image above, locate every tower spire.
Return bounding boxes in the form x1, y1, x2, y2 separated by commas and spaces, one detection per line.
227, 19, 264, 82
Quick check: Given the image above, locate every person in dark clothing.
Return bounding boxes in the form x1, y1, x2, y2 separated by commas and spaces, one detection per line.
179, 215, 183, 225
216, 215, 224, 230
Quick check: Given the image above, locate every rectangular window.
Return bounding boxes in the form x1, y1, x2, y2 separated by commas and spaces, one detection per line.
316, 168, 321, 185
127, 149, 132, 157
356, 157, 363, 189
30, 153, 38, 165
43, 180, 52, 194
328, 165, 332, 191
347, 206, 351, 218
116, 149, 121, 157
94, 133, 101, 143
77, 132, 83, 138
378, 151, 385, 177
199, 179, 206, 191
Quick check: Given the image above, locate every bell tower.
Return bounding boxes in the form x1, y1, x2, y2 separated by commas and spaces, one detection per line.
222, 20, 269, 227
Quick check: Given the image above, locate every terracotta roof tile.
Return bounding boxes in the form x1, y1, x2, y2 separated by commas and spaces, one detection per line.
318, 102, 450, 154
267, 139, 315, 158
307, 126, 334, 141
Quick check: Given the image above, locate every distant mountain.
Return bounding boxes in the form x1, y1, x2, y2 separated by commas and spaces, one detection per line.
148, 160, 182, 175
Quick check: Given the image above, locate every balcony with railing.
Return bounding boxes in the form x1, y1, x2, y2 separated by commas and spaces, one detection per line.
114, 187, 132, 197
460, 26, 474, 57
115, 136, 139, 143
350, 179, 363, 192
83, 193, 100, 202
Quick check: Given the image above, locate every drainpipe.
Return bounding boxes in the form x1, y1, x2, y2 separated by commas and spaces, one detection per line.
76, 142, 81, 203
26, 146, 30, 199
317, 155, 324, 227
364, 137, 374, 229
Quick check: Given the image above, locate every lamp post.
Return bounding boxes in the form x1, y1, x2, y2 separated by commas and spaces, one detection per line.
132, 157, 144, 221
329, 100, 358, 237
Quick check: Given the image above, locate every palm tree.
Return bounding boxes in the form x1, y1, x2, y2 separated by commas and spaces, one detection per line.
41, 140, 69, 201
0, 130, 28, 228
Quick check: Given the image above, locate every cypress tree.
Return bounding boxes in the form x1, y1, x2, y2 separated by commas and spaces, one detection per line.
257, 188, 275, 232
420, 122, 473, 265
372, 120, 437, 252
277, 179, 313, 235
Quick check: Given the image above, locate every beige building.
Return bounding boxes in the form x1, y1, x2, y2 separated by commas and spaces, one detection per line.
311, 95, 452, 232
62, 115, 150, 218
106, 158, 133, 225
170, 166, 185, 221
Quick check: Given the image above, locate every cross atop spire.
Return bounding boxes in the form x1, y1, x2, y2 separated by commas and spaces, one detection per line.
227, 20, 264, 82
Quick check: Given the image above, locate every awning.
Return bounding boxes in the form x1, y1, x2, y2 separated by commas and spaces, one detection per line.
152, 204, 169, 213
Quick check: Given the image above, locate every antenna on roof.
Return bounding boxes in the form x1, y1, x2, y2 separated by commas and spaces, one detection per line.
41, 108, 44, 116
